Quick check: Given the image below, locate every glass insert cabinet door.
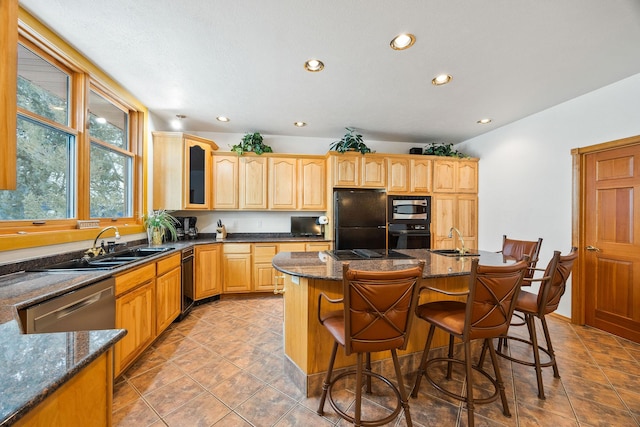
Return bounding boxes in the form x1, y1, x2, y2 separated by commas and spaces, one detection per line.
187, 140, 210, 207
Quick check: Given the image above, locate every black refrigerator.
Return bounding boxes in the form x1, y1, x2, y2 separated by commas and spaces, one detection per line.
334, 189, 387, 250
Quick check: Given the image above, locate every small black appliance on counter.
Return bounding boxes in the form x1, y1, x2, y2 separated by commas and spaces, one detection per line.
291, 216, 323, 237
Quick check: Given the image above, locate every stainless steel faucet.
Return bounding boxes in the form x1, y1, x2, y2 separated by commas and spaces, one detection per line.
85, 226, 120, 257
448, 227, 467, 255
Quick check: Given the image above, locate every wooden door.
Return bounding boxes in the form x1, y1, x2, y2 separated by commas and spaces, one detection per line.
433, 159, 456, 193
155, 266, 181, 332
195, 244, 221, 299
332, 154, 359, 187
410, 158, 432, 194
387, 157, 409, 193
584, 144, 640, 342
361, 156, 386, 188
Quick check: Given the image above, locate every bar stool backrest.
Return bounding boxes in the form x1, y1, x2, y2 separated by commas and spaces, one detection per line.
538, 247, 578, 316
342, 262, 424, 355
466, 258, 529, 341
501, 235, 543, 281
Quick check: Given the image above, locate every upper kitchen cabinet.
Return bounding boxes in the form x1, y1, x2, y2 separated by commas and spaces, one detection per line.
213, 153, 326, 211
299, 157, 326, 210
386, 156, 432, 194
433, 158, 478, 193
269, 157, 297, 210
212, 154, 239, 209
329, 153, 386, 188
152, 132, 218, 210
0, 0, 17, 190
239, 156, 268, 209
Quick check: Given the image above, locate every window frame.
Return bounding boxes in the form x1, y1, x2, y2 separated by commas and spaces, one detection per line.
0, 14, 146, 248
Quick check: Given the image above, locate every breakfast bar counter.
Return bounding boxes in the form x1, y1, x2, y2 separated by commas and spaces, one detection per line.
272, 249, 512, 396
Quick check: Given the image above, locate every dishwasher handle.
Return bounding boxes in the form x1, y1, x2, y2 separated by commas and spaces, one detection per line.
53, 291, 104, 321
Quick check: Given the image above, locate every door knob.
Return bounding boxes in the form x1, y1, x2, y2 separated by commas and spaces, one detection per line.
586, 245, 601, 252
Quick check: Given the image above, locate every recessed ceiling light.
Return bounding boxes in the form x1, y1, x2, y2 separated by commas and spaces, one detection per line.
477, 118, 492, 124
171, 114, 186, 130
304, 59, 324, 72
432, 74, 452, 86
390, 33, 416, 50
216, 116, 230, 122
293, 121, 307, 127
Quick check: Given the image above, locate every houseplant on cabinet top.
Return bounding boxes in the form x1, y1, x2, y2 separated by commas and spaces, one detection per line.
230, 132, 273, 155
423, 142, 467, 158
329, 127, 372, 154
143, 209, 179, 245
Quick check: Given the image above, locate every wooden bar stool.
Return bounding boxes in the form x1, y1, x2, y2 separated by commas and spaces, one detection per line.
499, 234, 543, 285
316, 262, 424, 427
411, 258, 529, 427
481, 247, 578, 399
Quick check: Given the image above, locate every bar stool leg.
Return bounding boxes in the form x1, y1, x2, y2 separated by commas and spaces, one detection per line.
355, 353, 363, 427
486, 338, 511, 417
464, 340, 475, 427
526, 314, 546, 400
317, 341, 339, 415
411, 324, 435, 398
446, 334, 455, 380
540, 316, 560, 378
391, 349, 413, 427
365, 352, 372, 393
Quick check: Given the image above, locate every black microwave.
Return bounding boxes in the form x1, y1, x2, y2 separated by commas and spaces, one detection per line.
388, 196, 431, 222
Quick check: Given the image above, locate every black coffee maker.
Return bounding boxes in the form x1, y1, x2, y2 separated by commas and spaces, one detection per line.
183, 216, 198, 239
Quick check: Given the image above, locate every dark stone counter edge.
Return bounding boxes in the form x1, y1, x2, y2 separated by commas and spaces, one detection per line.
271, 264, 470, 281
0, 329, 126, 427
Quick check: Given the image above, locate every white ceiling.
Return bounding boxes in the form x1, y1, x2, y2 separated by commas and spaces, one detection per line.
19, 0, 640, 144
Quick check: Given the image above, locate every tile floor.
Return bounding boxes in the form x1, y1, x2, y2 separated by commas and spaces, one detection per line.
113, 295, 640, 426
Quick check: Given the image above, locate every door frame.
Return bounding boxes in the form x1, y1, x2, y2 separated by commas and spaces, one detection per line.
571, 134, 640, 324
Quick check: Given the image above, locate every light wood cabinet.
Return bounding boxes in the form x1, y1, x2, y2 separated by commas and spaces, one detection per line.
330, 153, 387, 188
299, 158, 326, 210
239, 156, 268, 209
114, 276, 154, 376
385, 156, 433, 194
195, 244, 222, 299
212, 154, 239, 209
269, 157, 297, 209
155, 253, 181, 332
14, 351, 113, 427
432, 194, 478, 251
0, 0, 17, 190
305, 242, 332, 252
223, 244, 252, 293
433, 158, 478, 193
253, 244, 278, 292
152, 132, 218, 210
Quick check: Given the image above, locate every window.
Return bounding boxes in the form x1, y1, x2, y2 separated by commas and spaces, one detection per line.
88, 89, 133, 218
0, 31, 142, 234
0, 44, 75, 221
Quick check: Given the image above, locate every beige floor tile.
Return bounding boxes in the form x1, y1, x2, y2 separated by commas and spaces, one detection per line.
112, 295, 640, 427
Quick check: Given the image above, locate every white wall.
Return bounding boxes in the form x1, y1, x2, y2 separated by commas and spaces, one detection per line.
456, 72, 640, 317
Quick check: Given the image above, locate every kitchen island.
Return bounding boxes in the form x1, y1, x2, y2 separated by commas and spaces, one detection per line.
272, 249, 512, 396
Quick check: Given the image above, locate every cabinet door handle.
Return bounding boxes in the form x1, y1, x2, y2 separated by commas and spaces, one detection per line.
586, 245, 601, 252
274, 275, 286, 294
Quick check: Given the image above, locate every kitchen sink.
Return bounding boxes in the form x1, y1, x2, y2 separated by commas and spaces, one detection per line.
30, 246, 175, 272
430, 249, 480, 257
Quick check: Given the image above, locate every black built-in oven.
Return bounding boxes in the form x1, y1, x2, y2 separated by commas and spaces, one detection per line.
387, 195, 431, 249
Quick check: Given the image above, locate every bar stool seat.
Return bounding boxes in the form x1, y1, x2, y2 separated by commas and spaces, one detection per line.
317, 262, 424, 427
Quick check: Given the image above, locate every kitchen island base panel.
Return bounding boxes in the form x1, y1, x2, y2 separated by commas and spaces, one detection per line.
282, 274, 468, 397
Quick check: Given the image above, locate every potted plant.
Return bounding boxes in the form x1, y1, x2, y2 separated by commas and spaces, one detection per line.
142, 209, 179, 245
329, 127, 372, 154
230, 132, 273, 155
423, 142, 467, 158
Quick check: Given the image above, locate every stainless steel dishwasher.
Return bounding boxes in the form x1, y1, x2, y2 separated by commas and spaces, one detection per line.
20, 277, 115, 333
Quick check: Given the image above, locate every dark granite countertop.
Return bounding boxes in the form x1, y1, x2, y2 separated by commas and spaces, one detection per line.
272, 249, 513, 281
0, 233, 330, 425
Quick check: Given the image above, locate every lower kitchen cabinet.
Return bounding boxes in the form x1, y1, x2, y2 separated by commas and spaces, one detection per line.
114, 279, 155, 377
14, 350, 113, 427
155, 253, 181, 332
253, 244, 277, 292
195, 243, 222, 299
222, 244, 252, 293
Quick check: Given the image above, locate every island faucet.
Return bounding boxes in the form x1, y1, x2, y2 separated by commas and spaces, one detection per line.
85, 226, 120, 258
448, 227, 467, 255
